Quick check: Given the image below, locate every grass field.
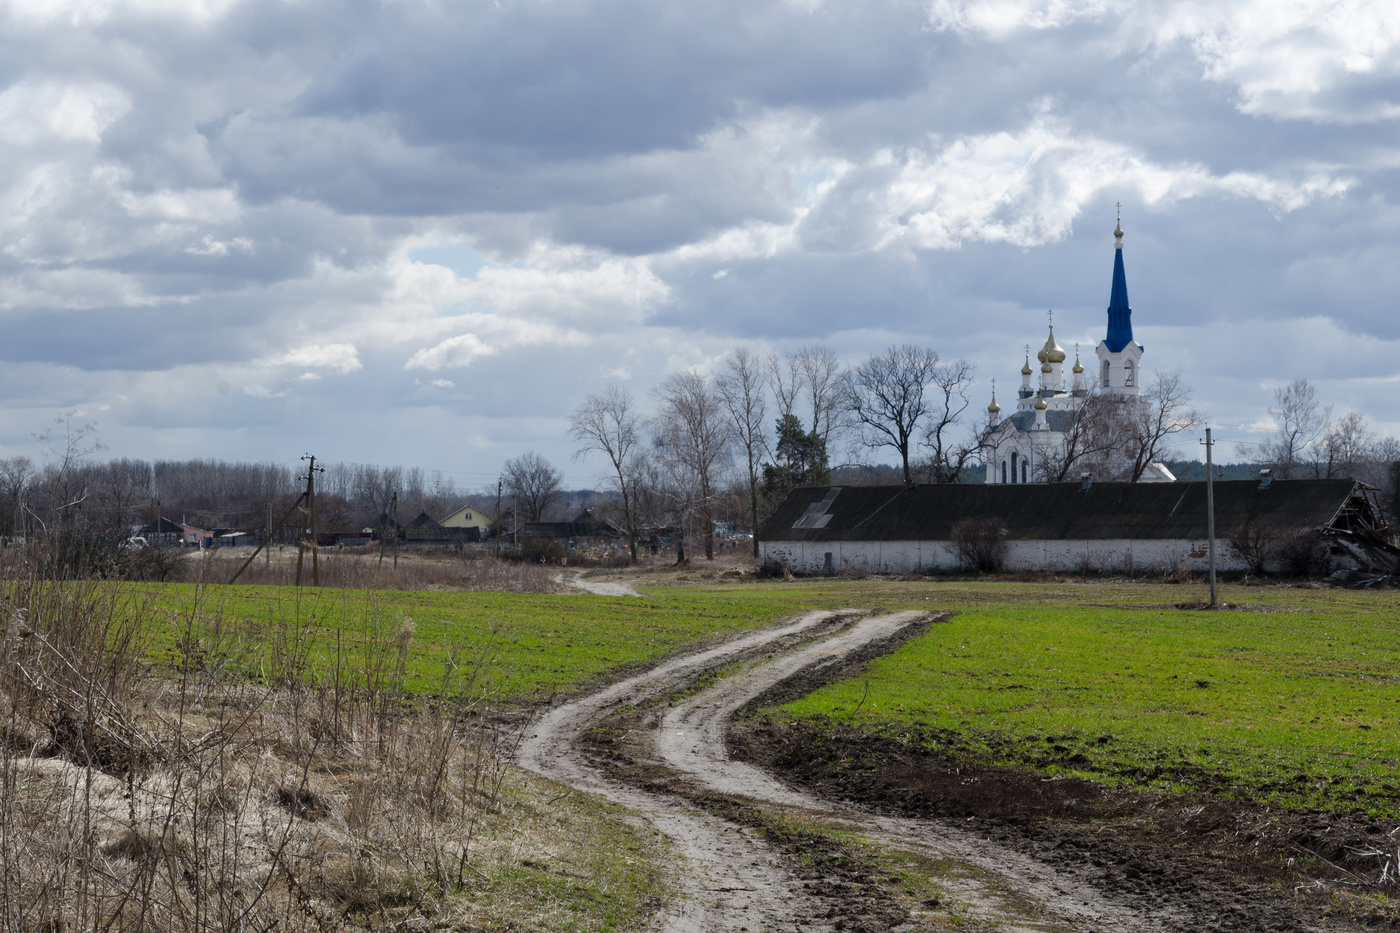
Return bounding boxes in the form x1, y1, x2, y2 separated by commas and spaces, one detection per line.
132, 582, 824, 698
770, 579, 1400, 815
126, 575, 1400, 814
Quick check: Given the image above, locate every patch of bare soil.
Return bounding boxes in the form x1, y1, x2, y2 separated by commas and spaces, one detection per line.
732, 718, 1400, 932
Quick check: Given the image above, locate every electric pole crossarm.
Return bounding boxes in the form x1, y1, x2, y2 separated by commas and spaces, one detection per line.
229, 492, 308, 584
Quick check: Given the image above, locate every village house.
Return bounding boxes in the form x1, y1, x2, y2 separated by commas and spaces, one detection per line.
440, 504, 495, 537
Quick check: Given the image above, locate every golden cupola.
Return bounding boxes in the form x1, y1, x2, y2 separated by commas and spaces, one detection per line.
1037, 323, 1067, 365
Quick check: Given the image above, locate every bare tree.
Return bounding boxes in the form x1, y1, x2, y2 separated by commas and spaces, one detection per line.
920, 358, 978, 483
1316, 411, 1373, 480
716, 348, 768, 557
653, 371, 733, 561
1031, 390, 1120, 483
766, 351, 802, 429
794, 344, 844, 464
501, 451, 564, 523
1120, 371, 1202, 481
569, 384, 643, 563
0, 455, 33, 539
32, 411, 107, 527
1259, 378, 1330, 479
845, 345, 940, 484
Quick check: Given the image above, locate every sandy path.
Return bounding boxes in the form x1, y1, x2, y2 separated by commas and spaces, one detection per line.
517, 611, 843, 931
560, 571, 644, 597
660, 612, 1176, 932
519, 610, 1172, 932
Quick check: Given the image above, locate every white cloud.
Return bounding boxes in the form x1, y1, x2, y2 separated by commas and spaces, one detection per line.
926, 0, 1112, 37
0, 78, 130, 145
404, 333, 497, 371
184, 235, 254, 256
1153, 0, 1400, 121
929, 0, 1400, 123
267, 343, 363, 375
870, 115, 1350, 251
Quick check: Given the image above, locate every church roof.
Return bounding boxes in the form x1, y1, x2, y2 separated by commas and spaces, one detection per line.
758, 479, 1366, 544
1003, 409, 1079, 433
1105, 227, 1134, 352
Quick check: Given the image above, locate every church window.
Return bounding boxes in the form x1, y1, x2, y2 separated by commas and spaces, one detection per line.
1021, 459, 1028, 484
1001, 460, 1007, 484
1124, 360, 1135, 387
1010, 452, 1018, 484
1101, 360, 1110, 387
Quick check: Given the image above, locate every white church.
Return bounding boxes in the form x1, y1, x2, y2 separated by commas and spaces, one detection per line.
982, 219, 1175, 485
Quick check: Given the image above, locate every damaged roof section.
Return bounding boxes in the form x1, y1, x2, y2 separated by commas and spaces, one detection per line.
759, 479, 1395, 549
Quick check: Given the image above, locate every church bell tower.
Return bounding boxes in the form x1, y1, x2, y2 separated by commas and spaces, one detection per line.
1094, 213, 1144, 397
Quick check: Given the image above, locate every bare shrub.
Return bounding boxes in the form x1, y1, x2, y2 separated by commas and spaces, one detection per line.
950, 517, 1008, 573
1228, 522, 1273, 575
1275, 528, 1326, 576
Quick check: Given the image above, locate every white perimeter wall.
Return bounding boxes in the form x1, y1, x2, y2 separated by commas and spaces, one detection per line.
760, 538, 1251, 575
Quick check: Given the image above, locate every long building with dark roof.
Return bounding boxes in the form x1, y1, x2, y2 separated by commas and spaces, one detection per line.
758, 478, 1396, 574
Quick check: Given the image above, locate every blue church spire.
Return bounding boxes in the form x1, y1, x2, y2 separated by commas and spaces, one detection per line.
1104, 213, 1133, 353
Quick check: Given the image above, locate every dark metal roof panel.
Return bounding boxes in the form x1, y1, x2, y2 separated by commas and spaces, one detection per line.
757, 479, 1362, 543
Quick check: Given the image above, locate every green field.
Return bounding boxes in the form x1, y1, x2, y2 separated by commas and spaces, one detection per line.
132, 582, 824, 698
773, 581, 1400, 814
125, 576, 1400, 814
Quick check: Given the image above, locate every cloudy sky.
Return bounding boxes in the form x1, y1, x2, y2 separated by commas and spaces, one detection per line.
2, 0, 1398, 486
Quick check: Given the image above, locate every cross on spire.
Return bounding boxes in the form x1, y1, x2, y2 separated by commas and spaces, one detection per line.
1047, 309, 1054, 327
1116, 201, 1121, 223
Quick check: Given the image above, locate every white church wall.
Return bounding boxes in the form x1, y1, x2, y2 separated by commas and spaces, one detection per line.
760, 537, 1252, 574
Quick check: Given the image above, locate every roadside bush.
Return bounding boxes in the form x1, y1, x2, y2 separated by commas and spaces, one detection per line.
520, 537, 565, 564
950, 517, 1008, 573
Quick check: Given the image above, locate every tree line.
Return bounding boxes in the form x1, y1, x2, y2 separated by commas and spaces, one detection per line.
4, 363, 1395, 577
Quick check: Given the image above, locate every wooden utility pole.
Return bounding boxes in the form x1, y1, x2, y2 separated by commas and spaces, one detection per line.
294, 454, 324, 587
1203, 427, 1218, 607
494, 480, 502, 558
390, 491, 399, 569
266, 500, 272, 569
229, 488, 308, 584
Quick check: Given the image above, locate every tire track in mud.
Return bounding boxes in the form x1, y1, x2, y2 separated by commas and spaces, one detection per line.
660, 611, 1175, 932
518, 610, 1169, 932
518, 610, 846, 932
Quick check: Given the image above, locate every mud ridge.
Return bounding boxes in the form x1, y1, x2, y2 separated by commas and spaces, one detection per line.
732, 717, 1400, 932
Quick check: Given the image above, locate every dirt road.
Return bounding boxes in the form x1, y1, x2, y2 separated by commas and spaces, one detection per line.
518, 611, 1174, 932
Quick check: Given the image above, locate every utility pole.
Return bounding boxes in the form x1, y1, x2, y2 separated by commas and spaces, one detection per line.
494, 480, 502, 558
1202, 427, 1218, 607
294, 454, 324, 587
390, 490, 399, 569
266, 500, 272, 569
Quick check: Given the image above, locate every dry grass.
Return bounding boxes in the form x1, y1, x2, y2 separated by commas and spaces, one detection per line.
187, 547, 571, 594
0, 559, 665, 932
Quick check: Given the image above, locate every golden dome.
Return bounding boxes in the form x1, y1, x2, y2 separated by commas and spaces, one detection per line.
1034, 394, 1048, 411
1072, 346, 1084, 374
1021, 354, 1032, 376
987, 393, 1001, 415
1038, 325, 1067, 364
1041, 360, 1052, 374
1114, 221, 1124, 238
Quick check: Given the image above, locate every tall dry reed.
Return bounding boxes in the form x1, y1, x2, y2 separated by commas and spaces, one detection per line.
0, 552, 523, 932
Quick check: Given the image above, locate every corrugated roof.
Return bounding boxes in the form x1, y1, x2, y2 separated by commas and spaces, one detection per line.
758, 479, 1363, 543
